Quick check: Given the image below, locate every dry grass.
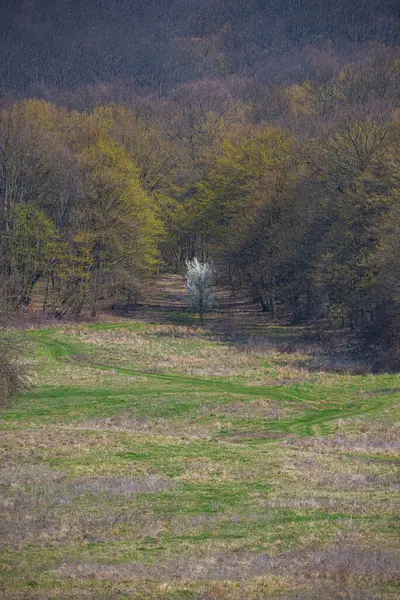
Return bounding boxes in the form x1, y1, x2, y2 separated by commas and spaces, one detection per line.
0, 276, 399, 599
53, 545, 399, 582
62, 326, 266, 378
288, 420, 400, 455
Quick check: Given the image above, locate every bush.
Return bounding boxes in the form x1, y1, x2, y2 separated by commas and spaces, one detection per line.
0, 313, 28, 406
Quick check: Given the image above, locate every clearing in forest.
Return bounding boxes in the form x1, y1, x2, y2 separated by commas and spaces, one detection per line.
0, 276, 399, 599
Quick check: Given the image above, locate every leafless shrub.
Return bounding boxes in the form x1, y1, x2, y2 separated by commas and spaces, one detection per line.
0, 313, 30, 406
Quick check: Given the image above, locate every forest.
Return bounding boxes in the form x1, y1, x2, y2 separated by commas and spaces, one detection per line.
1, 4, 400, 600
1, 0, 400, 360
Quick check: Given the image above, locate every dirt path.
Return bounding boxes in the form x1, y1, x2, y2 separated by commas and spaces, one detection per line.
139, 274, 187, 310
134, 274, 278, 334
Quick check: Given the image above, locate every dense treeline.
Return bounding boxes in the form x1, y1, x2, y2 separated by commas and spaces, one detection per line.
0, 102, 163, 317
1, 0, 400, 98
1, 35, 400, 358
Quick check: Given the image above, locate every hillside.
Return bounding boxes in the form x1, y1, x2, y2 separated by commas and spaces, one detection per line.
1, 0, 400, 98
0, 276, 399, 599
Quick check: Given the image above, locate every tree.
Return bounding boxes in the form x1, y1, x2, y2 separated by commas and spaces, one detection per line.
185, 258, 214, 324
308, 117, 393, 329
73, 137, 163, 317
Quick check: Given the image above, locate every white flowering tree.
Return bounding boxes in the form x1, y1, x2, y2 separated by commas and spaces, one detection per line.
185, 258, 214, 325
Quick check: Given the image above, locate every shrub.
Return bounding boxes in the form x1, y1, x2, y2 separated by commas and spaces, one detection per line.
0, 312, 28, 406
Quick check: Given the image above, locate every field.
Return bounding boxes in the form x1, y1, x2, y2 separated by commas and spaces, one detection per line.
0, 277, 399, 599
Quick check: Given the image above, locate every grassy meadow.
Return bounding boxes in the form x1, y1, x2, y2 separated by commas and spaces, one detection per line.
0, 278, 399, 599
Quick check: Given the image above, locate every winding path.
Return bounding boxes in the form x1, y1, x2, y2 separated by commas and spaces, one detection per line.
23, 326, 399, 441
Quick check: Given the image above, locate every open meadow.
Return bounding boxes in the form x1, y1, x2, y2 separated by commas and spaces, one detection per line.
0, 277, 399, 599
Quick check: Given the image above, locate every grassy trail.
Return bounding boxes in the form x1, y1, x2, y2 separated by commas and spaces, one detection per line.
22, 326, 399, 439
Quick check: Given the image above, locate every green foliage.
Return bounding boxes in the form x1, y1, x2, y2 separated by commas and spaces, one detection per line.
1, 65, 400, 353
1, 204, 56, 308
0, 101, 163, 316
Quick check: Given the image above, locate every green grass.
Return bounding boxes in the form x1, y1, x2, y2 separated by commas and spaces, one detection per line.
0, 318, 399, 599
